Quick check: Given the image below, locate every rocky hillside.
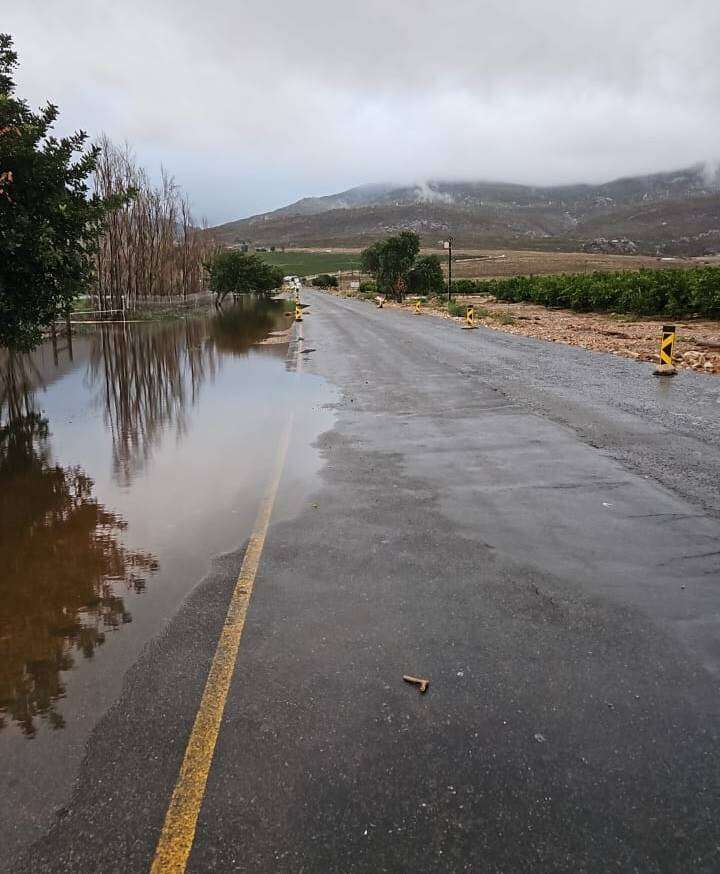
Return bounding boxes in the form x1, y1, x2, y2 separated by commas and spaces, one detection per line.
212, 165, 720, 255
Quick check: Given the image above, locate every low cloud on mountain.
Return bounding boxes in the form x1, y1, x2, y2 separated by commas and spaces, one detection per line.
5, 0, 720, 222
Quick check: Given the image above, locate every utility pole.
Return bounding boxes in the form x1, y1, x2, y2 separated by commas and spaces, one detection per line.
444, 235, 453, 302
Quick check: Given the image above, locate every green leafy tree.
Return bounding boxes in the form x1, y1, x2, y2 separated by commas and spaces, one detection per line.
0, 34, 118, 351
313, 273, 338, 289
359, 241, 384, 278
407, 254, 444, 296
360, 231, 420, 299
205, 250, 284, 304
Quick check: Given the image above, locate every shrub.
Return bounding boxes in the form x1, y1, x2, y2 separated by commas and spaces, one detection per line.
447, 300, 465, 317
358, 280, 376, 294
689, 268, 720, 316
487, 267, 720, 318
313, 273, 339, 289
451, 279, 483, 295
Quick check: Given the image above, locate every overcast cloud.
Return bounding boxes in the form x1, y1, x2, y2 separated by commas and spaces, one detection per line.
5, 0, 720, 223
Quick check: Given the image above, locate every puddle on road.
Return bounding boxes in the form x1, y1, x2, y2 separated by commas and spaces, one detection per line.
0, 298, 334, 746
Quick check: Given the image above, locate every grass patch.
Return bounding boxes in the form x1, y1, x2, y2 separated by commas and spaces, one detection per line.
257, 250, 361, 277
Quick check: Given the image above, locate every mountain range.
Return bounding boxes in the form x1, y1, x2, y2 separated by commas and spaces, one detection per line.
211, 165, 720, 255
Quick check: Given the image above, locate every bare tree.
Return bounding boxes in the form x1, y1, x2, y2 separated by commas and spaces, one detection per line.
93, 136, 217, 314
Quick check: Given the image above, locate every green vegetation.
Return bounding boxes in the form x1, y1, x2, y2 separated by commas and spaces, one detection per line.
358, 280, 376, 294
0, 34, 121, 350
357, 235, 452, 300
256, 250, 361, 277
451, 268, 720, 318
447, 300, 465, 317
451, 279, 483, 295
407, 255, 445, 296
361, 231, 420, 299
312, 273, 339, 289
205, 250, 284, 304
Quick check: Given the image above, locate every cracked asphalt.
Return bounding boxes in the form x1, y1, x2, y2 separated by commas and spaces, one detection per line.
17, 289, 720, 872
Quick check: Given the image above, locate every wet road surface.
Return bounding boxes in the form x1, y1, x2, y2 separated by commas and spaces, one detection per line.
8, 290, 720, 871
0, 300, 334, 864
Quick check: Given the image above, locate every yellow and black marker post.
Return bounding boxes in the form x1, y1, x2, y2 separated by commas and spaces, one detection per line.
414, 300, 422, 315
653, 324, 677, 376
462, 304, 479, 330
294, 302, 303, 322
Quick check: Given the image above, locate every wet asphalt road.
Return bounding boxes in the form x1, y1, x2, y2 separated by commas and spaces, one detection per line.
17, 290, 720, 872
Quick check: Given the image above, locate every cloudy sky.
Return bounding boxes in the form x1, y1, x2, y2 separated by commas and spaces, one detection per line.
5, 0, 719, 224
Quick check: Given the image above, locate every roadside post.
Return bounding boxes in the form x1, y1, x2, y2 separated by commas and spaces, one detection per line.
414, 300, 422, 315
443, 236, 453, 302
462, 304, 479, 330
295, 302, 303, 322
653, 324, 677, 376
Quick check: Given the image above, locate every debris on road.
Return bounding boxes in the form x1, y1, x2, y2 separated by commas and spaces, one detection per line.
403, 675, 429, 693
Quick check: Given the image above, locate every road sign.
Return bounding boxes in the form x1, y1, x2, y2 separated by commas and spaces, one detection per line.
654, 324, 677, 376
462, 305, 479, 330
660, 325, 675, 366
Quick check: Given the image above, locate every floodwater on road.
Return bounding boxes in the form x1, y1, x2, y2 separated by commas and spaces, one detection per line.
0, 297, 334, 858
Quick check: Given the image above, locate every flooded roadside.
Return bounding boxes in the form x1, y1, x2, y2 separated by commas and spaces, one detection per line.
0, 298, 335, 859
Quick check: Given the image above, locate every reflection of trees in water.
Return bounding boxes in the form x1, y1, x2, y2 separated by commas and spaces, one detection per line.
209, 298, 283, 356
0, 300, 287, 736
0, 356, 158, 737
88, 320, 217, 486
88, 299, 289, 484
0, 351, 42, 425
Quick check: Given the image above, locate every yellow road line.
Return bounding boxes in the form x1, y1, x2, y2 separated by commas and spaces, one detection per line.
150, 415, 294, 873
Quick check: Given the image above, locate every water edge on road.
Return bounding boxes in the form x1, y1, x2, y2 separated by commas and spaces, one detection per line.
0, 298, 336, 863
